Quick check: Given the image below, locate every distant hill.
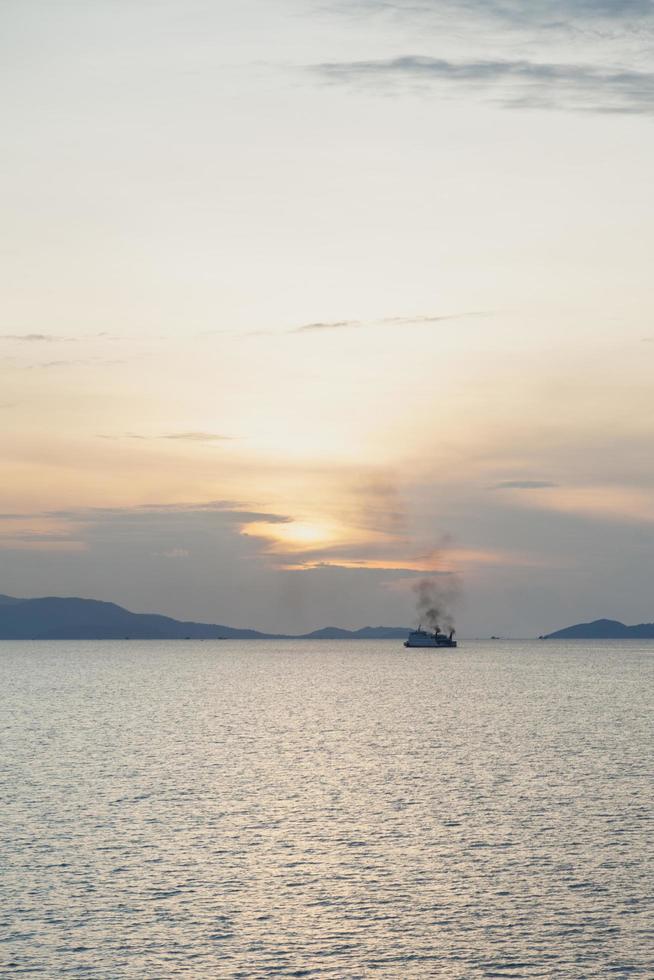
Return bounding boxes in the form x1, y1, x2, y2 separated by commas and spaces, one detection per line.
542, 618, 654, 639
0, 595, 408, 640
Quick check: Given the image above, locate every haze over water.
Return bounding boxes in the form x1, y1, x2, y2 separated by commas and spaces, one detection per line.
2, 639, 652, 978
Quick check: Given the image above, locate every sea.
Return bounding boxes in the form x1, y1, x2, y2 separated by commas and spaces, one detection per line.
1, 639, 652, 978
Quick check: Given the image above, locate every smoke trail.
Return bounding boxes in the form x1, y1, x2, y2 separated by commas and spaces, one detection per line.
413, 575, 460, 633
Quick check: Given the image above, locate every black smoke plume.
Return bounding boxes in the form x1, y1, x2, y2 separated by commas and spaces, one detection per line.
413, 576, 460, 633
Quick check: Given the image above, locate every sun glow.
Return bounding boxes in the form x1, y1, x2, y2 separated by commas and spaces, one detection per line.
274, 521, 335, 546
243, 519, 343, 552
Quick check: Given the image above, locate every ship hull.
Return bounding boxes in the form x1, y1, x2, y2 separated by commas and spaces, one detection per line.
404, 639, 457, 648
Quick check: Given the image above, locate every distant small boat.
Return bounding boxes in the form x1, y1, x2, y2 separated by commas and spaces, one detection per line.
404, 626, 457, 648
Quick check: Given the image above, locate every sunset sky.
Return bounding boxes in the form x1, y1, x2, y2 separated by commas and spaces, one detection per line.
2, 0, 653, 635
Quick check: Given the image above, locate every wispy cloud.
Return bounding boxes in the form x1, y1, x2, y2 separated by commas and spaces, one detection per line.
44, 501, 292, 525
162, 431, 236, 442
312, 56, 654, 114
289, 311, 484, 335
99, 431, 237, 443
382, 312, 486, 325
291, 320, 362, 334
28, 359, 126, 370
0, 333, 72, 343
1, 332, 126, 345
506, 484, 654, 524
242, 312, 486, 338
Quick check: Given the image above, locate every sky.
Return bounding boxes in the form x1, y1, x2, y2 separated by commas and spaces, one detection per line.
1, 0, 653, 636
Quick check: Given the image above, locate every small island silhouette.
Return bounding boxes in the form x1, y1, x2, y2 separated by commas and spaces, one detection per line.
541, 618, 654, 639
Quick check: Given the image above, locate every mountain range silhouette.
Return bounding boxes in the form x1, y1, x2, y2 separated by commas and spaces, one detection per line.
0, 595, 408, 640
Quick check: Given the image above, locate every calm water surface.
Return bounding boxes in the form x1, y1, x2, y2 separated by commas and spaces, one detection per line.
1, 640, 652, 978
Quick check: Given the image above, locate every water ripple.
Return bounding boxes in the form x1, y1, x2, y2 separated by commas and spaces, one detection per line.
1, 639, 652, 978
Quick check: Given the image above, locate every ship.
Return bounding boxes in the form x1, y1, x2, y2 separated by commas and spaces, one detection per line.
404, 625, 457, 648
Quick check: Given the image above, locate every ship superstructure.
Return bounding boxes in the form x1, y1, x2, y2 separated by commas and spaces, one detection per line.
404, 625, 457, 648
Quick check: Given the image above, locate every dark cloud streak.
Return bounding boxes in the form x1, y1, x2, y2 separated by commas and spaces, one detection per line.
312, 56, 654, 114
343, 0, 654, 27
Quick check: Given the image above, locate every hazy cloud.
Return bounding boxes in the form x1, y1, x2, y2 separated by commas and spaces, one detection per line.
0, 502, 293, 558
159, 548, 191, 559
0, 530, 76, 542
313, 56, 654, 114
491, 480, 559, 490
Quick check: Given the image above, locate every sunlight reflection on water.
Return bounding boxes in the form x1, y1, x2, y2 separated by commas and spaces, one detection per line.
1, 640, 652, 977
